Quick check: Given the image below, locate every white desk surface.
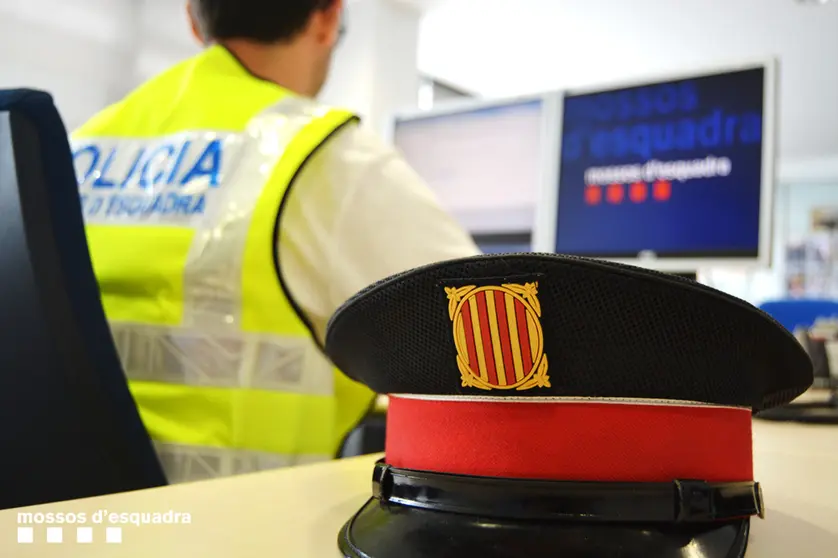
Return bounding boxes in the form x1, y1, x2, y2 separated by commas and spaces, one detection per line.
1, 420, 836, 557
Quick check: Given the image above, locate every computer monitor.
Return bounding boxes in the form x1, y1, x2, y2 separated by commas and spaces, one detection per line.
393, 95, 560, 235
533, 61, 776, 272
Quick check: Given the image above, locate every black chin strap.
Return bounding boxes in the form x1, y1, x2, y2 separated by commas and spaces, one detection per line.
372, 460, 764, 524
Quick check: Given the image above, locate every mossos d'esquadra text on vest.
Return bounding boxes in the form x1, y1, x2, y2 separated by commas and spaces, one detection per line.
71, 133, 242, 224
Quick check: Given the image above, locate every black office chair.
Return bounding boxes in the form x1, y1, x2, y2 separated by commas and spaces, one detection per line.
0, 89, 167, 509
336, 410, 387, 458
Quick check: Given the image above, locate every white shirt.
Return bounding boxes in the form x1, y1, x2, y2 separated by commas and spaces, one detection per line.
277, 122, 481, 343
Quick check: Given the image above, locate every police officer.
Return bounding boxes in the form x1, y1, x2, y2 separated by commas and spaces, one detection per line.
70, 0, 479, 483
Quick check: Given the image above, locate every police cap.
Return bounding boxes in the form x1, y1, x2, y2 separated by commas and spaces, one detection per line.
325, 254, 813, 558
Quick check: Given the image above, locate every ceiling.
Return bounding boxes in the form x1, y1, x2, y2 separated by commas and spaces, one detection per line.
415, 0, 838, 160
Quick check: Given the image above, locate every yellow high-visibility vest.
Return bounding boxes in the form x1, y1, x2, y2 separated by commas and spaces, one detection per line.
70, 45, 375, 483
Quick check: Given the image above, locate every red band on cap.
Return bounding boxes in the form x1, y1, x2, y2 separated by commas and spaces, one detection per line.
385, 396, 753, 482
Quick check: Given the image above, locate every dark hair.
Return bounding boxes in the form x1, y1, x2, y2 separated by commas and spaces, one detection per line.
192, 0, 336, 43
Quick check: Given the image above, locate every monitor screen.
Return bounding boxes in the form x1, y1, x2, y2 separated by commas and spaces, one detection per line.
394, 98, 548, 234
547, 65, 773, 268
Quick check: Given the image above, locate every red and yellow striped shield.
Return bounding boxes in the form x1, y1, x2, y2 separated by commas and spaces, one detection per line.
445, 282, 550, 391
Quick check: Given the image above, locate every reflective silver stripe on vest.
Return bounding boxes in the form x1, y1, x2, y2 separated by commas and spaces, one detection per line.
154, 441, 330, 484
73, 98, 339, 399
109, 325, 332, 393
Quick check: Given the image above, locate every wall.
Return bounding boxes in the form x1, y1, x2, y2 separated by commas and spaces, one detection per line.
0, 0, 197, 132
415, 75, 473, 109
431, 79, 473, 103
320, 0, 421, 135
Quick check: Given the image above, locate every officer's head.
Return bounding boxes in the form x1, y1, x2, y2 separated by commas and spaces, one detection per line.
187, 0, 343, 97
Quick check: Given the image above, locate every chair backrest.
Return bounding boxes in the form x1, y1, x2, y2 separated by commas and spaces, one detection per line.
0, 89, 167, 510
758, 299, 838, 333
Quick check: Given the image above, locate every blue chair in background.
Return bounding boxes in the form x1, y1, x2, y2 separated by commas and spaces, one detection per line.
758, 299, 838, 332
0, 89, 166, 509
756, 298, 838, 424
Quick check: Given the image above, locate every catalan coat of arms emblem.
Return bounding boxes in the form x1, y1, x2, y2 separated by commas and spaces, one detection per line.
444, 282, 549, 391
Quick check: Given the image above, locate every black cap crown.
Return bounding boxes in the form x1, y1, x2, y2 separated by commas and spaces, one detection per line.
326, 254, 812, 411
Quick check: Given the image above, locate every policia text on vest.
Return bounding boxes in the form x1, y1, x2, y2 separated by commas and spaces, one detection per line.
73, 136, 224, 222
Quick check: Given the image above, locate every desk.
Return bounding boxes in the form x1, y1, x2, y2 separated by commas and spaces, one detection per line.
1, 421, 836, 557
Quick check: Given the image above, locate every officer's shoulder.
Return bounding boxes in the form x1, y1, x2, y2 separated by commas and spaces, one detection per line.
325, 117, 408, 170
294, 112, 393, 169
71, 102, 125, 141
72, 56, 199, 141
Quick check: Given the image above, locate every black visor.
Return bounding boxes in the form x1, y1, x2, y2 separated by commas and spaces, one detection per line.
338, 462, 758, 558
340, 498, 750, 558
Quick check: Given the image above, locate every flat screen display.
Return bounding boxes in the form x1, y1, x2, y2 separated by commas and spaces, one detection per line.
555, 67, 767, 259
394, 99, 544, 233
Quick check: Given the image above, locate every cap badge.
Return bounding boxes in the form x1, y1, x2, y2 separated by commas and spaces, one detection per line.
445, 282, 549, 391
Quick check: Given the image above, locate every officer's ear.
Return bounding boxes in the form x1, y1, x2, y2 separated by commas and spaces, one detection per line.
186, 0, 208, 45
314, 0, 344, 47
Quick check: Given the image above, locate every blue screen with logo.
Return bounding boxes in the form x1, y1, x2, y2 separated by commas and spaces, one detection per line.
555, 67, 766, 258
